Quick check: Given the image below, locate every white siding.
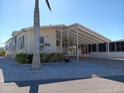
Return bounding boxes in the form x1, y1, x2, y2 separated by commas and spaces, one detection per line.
89, 52, 124, 58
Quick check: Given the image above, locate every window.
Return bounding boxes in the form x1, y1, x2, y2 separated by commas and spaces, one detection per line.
40, 37, 44, 44
56, 40, 61, 46
81, 45, 87, 54
18, 36, 25, 49
88, 44, 96, 52
14, 37, 17, 49
99, 43, 106, 52
5, 45, 8, 50
39, 36, 44, 52
88, 45, 91, 52
9, 42, 12, 50
116, 41, 124, 52
91, 44, 96, 52
109, 42, 115, 52
40, 45, 44, 52
121, 42, 124, 51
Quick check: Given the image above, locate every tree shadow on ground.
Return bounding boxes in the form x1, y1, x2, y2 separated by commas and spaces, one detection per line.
6, 77, 91, 93
5, 76, 124, 93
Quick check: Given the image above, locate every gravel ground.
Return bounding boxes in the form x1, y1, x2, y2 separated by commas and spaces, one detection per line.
0, 57, 124, 82
0, 57, 124, 93
81, 58, 124, 70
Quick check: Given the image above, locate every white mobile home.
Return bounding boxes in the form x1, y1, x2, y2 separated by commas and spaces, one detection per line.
5, 23, 124, 59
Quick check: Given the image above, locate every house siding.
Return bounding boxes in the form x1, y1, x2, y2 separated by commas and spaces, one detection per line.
6, 27, 58, 58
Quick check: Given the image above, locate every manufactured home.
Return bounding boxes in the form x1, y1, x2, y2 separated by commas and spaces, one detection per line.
5, 23, 124, 59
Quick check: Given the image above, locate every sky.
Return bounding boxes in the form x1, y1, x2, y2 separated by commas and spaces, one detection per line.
1, 0, 124, 47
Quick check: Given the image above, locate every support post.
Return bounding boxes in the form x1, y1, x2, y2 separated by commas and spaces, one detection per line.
96, 43, 99, 58
76, 28, 79, 61
60, 28, 63, 53
107, 42, 110, 58
115, 42, 116, 52
91, 44, 93, 52
67, 30, 69, 55
87, 44, 88, 54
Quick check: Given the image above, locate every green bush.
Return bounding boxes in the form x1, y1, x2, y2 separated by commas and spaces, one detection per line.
46, 53, 64, 63
40, 53, 47, 63
15, 53, 64, 64
15, 53, 27, 64
48, 53, 58, 62
26, 54, 33, 64
0, 51, 6, 57
57, 53, 64, 61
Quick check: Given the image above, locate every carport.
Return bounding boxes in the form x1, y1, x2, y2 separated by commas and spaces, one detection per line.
56, 23, 111, 60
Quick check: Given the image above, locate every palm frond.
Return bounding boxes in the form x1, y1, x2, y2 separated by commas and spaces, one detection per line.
46, 0, 51, 11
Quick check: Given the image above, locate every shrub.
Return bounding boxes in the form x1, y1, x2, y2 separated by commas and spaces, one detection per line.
15, 53, 64, 64
57, 53, 64, 61
46, 53, 64, 63
40, 53, 47, 63
15, 53, 27, 64
0, 51, 6, 57
26, 54, 33, 64
48, 53, 58, 62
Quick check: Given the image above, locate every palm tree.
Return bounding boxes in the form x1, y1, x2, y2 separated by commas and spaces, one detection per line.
32, 0, 51, 70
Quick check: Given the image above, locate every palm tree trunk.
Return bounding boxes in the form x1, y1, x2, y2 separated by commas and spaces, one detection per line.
32, 0, 41, 69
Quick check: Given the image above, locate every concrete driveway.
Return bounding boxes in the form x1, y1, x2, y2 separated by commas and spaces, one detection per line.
0, 57, 124, 93
0, 77, 124, 93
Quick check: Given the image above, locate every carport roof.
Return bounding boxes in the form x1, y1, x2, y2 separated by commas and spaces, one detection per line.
57, 23, 111, 45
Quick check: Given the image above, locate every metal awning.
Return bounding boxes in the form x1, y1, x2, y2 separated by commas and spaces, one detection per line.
57, 23, 110, 45
56, 23, 111, 60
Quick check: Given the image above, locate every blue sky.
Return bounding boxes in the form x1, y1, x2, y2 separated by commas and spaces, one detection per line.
1, 0, 124, 47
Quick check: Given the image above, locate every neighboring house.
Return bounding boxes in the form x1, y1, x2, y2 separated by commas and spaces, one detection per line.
5, 38, 13, 57
5, 23, 124, 58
